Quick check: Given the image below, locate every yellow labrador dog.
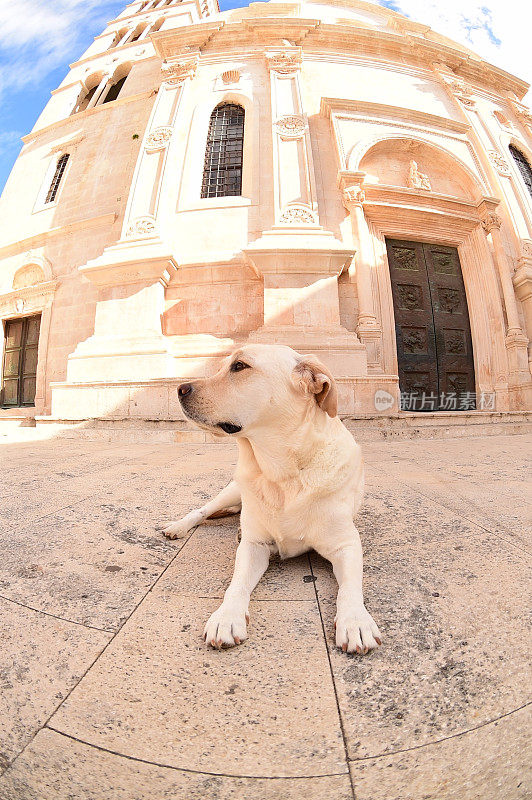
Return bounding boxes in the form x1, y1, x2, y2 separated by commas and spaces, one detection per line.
163, 344, 382, 655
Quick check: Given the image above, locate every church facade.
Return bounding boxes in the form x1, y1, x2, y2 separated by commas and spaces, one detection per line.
1, 0, 532, 421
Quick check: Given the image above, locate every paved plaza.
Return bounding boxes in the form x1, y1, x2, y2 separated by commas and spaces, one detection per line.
0, 430, 530, 799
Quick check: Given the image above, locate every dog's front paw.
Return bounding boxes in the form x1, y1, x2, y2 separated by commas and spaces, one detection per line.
335, 606, 382, 655
162, 519, 192, 539
204, 604, 249, 649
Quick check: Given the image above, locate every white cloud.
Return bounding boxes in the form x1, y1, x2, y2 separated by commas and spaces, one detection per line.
0, 0, 122, 100
378, 0, 531, 103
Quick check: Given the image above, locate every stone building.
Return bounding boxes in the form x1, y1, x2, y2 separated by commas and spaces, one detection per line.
1, 0, 532, 422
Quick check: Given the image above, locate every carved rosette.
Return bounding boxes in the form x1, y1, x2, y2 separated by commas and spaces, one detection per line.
342, 186, 365, 208
488, 150, 511, 176
520, 239, 532, 258
274, 114, 306, 139
125, 216, 157, 238
481, 213, 502, 234
265, 49, 302, 76
145, 126, 174, 153
279, 205, 317, 225
161, 58, 197, 86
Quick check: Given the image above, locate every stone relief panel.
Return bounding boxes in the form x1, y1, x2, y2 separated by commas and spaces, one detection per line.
397, 284, 423, 311
444, 328, 467, 354
402, 326, 428, 353
408, 160, 431, 190
125, 215, 157, 238
488, 150, 511, 176
274, 115, 306, 139
279, 206, 317, 225
438, 287, 461, 314
145, 126, 174, 153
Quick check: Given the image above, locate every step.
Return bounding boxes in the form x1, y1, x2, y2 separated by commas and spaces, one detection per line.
4, 410, 527, 444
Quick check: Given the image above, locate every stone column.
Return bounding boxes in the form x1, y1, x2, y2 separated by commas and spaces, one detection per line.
513, 239, 532, 374
86, 73, 111, 110
341, 175, 383, 370
480, 209, 531, 392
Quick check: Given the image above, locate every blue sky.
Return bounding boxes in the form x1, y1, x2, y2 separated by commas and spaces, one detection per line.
0, 0, 530, 194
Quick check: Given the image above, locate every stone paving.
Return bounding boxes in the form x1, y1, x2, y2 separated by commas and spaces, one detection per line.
0, 431, 530, 800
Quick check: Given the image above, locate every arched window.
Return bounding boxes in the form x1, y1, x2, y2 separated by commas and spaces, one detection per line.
110, 28, 129, 48
509, 145, 532, 197
102, 75, 127, 104
129, 24, 146, 43
73, 84, 98, 114
45, 154, 69, 204
201, 104, 245, 198
150, 18, 164, 33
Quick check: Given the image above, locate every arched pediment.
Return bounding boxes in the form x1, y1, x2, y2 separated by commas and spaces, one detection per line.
356, 137, 482, 201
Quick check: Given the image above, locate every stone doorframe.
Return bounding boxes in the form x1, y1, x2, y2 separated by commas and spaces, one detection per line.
0, 256, 58, 415
341, 173, 531, 411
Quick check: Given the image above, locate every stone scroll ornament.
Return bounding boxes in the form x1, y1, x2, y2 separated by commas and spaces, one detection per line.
125, 216, 157, 238
266, 51, 301, 76
274, 114, 306, 139
488, 151, 511, 176
145, 126, 174, 153
481, 213, 502, 234
161, 59, 197, 86
279, 205, 317, 225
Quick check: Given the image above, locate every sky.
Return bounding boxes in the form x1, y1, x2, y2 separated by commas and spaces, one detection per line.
0, 0, 530, 193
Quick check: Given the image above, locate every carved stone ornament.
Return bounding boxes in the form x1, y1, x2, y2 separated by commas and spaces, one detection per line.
125, 216, 157, 238
221, 69, 240, 85
161, 58, 197, 86
279, 205, 317, 225
408, 160, 431, 190
508, 98, 532, 126
265, 50, 301, 76
481, 213, 502, 234
15, 299, 25, 313
488, 150, 511, 175
274, 114, 306, 139
521, 239, 532, 257
145, 126, 173, 152
433, 65, 476, 109
343, 186, 365, 207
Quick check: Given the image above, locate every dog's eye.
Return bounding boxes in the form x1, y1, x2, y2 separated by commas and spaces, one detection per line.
230, 360, 249, 373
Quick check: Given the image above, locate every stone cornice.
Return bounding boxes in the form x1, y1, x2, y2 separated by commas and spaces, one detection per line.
361, 185, 500, 226
0, 280, 58, 317
320, 98, 470, 134
0, 213, 117, 260
22, 90, 156, 144
147, 10, 528, 100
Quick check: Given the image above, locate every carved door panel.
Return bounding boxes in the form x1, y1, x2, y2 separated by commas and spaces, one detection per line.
386, 239, 475, 411
1, 315, 41, 408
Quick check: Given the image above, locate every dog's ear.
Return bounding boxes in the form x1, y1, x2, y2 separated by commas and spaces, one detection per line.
292, 355, 338, 417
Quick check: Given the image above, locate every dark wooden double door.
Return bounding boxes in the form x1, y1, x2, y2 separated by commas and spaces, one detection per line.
1, 315, 41, 407
386, 239, 475, 411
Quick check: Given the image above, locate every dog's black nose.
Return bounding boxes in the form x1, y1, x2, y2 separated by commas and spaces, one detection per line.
178, 383, 193, 399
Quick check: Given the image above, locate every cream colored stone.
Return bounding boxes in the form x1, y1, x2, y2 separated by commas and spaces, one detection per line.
0, 0, 530, 418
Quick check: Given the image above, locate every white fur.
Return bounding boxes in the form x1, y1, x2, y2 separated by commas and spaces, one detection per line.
162, 344, 382, 655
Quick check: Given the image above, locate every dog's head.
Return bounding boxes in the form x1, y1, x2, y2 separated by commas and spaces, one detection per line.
178, 344, 338, 437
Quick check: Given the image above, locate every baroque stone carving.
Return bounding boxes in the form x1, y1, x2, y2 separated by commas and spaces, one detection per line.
126, 216, 157, 238
521, 239, 532, 257
279, 205, 316, 225
432, 64, 476, 109
145, 126, 173, 152
265, 50, 301, 75
161, 58, 197, 86
408, 160, 431, 190
343, 186, 365, 207
274, 114, 306, 139
221, 69, 240, 84
481, 213, 502, 233
488, 150, 511, 175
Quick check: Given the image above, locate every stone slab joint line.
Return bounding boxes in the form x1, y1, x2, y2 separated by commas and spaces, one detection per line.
307, 553, 358, 800
347, 700, 532, 763
0, 526, 200, 778
42, 725, 351, 781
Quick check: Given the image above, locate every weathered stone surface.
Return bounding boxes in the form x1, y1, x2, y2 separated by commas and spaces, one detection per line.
49, 595, 345, 778
0, 599, 110, 776
351, 705, 531, 800
0, 729, 353, 800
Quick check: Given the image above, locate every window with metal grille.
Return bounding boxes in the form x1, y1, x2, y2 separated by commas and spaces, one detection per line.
201, 104, 244, 198
45, 154, 69, 204
509, 145, 532, 197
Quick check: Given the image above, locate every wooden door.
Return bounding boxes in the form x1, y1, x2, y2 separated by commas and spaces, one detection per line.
1, 315, 41, 407
386, 239, 475, 411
